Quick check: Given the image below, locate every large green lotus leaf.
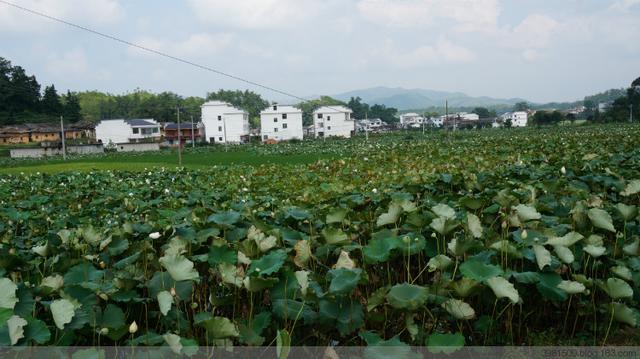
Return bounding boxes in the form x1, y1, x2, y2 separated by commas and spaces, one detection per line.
489, 241, 522, 258
208, 245, 237, 266
583, 245, 606, 257
239, 312, 271, 346
218, 263, 243, 287
427, 255, 453, 272
533, 245, 552, 270
7, 315, 27, 345
450, 278, 480, 298
101, 304, 125, 329
363, 236, 400, 264
284, 207, 311, 220
159, 254, 200, 281
367, 286, 390, 312
272, 299, 317, 324
587, 208, 616, 233
50, 299, 76, 330
247, 250, 287, 277
147, 272, 193, 299
376, 203, 402, 227
611, 303, 638, 327
363, 337, 416, 359
157, 291, 173, 316
442, 299, 475, 320
318, 298, 364, 336
623, 238, 640, 256
466, 213, 483, 238
430, 217, 458, 235
426, 332, 465, 354
514, 204, 541, 222
328, 268, 362, 295
23, 317, 51, 344
386, 283, 429, 311
201, 316, 239, 339
557, 280, 586, 294
553, 245, 575, 264
511, 271, 540, 284
208, 211, 241, 226
432, 204, 456, 219
63, 263, 104, 286
459, 260, 503, 282
616, 203, 638, 221
326, 208, 347, 224
602, 278, 633, 299
611, 266, 632, 281
536, 273, 568, 301
243, 276, 278, 292
0, 308, 11, 327
163, 333, 182, 355
486, 277, 520, 304
113, 251, 141, 269
621, 180, 640, 197
0, 278, 18, 309
293, 240, 311, 267
546, 232, 584, 247
294, 271, 309, 296
322, 227, 349, 245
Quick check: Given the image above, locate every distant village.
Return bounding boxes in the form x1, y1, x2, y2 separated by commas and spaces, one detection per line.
0, 100, 593, 159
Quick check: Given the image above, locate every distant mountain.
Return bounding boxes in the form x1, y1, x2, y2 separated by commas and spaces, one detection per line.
332, 86, 527, 110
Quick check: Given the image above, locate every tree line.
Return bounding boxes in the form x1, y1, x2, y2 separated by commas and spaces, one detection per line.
0, 57, 82, 125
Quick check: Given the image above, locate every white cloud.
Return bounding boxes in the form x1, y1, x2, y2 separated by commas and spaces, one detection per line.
373, 38, 475, 68
187, 0, 327, 29
609, 0, 640, 11
0, 0, 124, 32
356, 0, 500, 32
45, 48, 89, 78
128, 33, 235, 59
510, 14, 559, 49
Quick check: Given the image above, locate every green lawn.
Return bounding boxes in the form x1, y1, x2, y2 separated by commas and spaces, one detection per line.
0, 148, 330, 174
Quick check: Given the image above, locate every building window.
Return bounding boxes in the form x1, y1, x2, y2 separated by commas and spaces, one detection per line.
263, 135, 268, 140
327, 116, 331, 121
218, 116, 222, 121
318, 123, 324, 128
283, 123, 288, 129
274, 128, 278, 132
153, 128, 159, 133
218, 126, 222, 131
274, 117, 278, 123
282, 113, 287, 119
133, 128, 139, 134
273, 105, 277, 111
328, 126, 332, 130
317, 113, 323, 119
219, 137, 223, 141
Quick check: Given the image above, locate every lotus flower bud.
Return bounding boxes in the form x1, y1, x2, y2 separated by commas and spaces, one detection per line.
149, 232, 161, 239
560, 166, 566, 175
129, 321, 138, 334
521, 230, 528, 239
100, 328, 109, 335
99, 261, 106, 269
99, 293, 108, 301
170, 287, 177, 297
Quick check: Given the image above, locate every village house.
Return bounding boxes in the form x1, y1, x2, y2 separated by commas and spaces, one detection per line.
0, 126, 30, 144
0, 123, 96, 145
163, 122, 205, 145
95, 119, 161, 145
313, 106, 355, 138
201, 101, 250, 144
399, 113, 425, 128
498, 111, 528, 127
260, 104, 303, 142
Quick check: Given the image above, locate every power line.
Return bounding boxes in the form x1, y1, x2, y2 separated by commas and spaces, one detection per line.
0, 0, 312, 104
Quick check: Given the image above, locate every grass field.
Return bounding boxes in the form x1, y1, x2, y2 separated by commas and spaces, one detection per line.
0, 147, 331, 174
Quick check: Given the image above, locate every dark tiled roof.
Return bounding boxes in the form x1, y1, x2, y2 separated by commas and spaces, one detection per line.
125, 119, 157, 127
164, 123, 198, 130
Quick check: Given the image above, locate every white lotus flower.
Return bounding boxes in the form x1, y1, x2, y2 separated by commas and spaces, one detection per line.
560, 166, 566, 175
149, 232, 161, 239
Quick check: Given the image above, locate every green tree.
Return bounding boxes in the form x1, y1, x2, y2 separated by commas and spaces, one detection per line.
472, 107, 496, 119
41, 84, 63, 117
369, 104, 398, 123
62, 91, 82, 122
347, 96, 370, 120
514, 102, 529, 111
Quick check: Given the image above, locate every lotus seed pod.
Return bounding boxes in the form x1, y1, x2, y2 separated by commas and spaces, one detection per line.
129, 321, 138, 334
99, 261, 106, 269
191, 302, 198, 309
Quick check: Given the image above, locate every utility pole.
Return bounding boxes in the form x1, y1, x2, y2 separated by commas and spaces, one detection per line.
223, 116, 228, 152
191, 115, 196, 148
422, 112, 426, 135
60, 116, 67, 160
177, 107, 182, 167
365, 111, 369, 142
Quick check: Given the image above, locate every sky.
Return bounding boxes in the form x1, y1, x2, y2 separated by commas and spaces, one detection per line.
0, 0, 639, 103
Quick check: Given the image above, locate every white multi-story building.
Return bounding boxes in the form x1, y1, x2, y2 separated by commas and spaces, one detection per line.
400, 113, 424, 127
95, 119, 161, 145
313, 106, 354, 138
201, 101, 250, 143
500, 111, 528, 127
260, 105, 303, 141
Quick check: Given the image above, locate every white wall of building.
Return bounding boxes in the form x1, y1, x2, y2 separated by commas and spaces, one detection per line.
95, 119, 160, 144
313, 106, 354, 138
500, 111, 528, 127
201, 101, 250, 143
260, 105, 304, 141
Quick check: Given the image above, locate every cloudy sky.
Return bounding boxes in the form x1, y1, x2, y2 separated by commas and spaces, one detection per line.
1, 0, 639, 103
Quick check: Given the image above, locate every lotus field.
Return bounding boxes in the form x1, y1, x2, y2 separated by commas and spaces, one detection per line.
1, 125, 640, 350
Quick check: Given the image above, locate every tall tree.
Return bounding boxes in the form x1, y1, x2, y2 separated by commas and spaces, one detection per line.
41, 84, 63, 117
347, 96, 370, 120
472, 107, 496, 118
206, 89, 269, 126
62, 91, 82, 122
